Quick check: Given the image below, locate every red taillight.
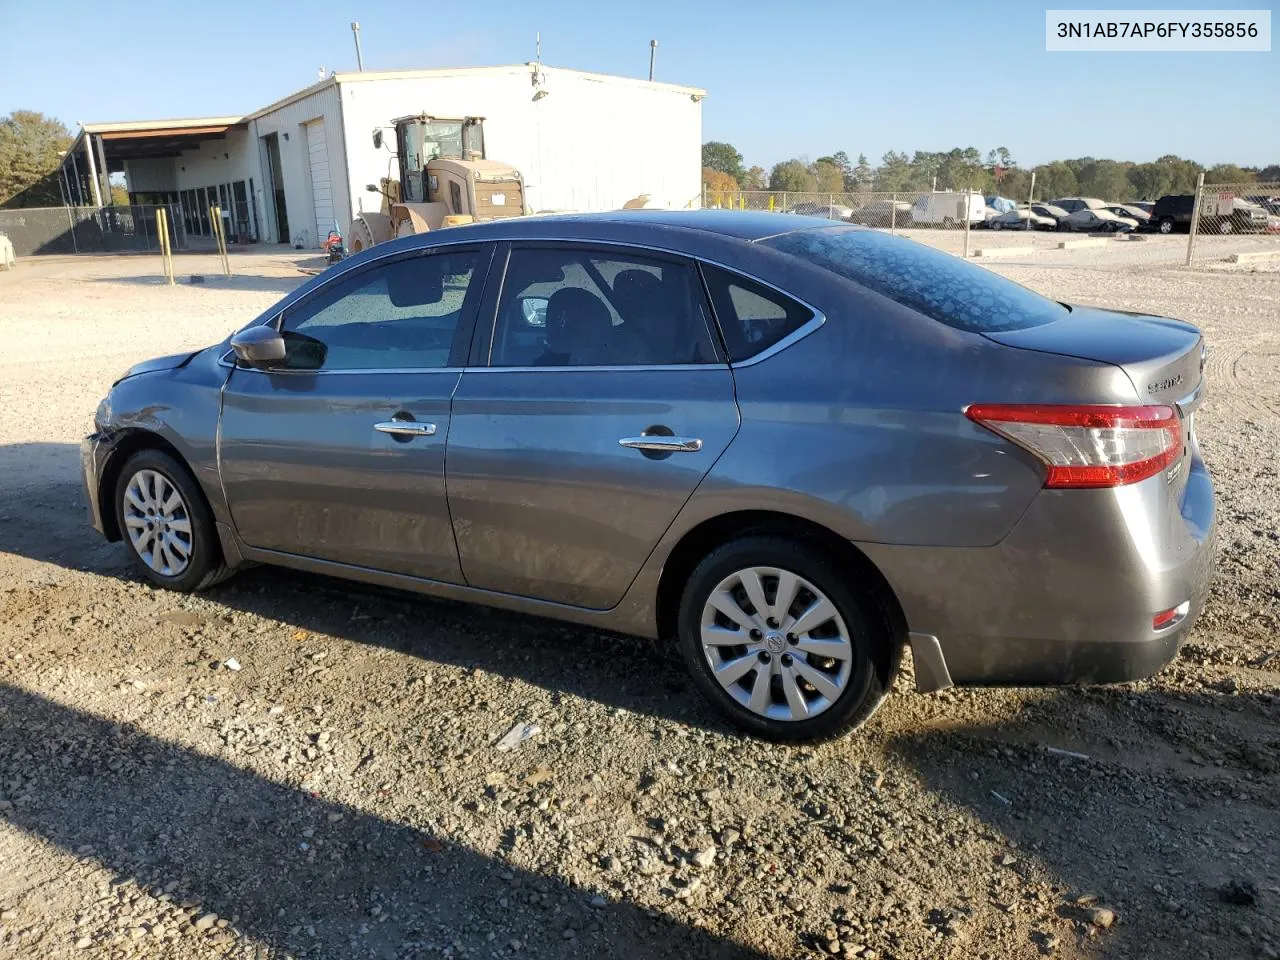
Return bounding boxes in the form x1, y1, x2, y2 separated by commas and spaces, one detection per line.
965, 404, 1182, 489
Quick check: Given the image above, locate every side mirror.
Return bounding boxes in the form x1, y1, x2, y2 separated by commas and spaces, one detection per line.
372, 129, 383, 150
521, 297, 549, 327
230, 325, 287, 369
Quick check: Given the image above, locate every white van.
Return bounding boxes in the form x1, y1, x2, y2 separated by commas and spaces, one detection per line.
910, 191, 988, 227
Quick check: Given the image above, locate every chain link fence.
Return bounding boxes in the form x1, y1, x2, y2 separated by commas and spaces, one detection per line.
1184, 179, 1280, 262
0, 204, 190, 258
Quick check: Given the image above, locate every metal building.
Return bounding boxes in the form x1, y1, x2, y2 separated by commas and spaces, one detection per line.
58, 64, 706, 248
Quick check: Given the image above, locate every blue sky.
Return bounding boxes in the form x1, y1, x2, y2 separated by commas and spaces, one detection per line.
1, 0, 1276, 168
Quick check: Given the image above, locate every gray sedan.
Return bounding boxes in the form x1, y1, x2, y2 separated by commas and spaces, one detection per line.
83, 211, 1215, 740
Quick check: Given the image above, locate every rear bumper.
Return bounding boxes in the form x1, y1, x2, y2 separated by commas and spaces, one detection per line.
865, 449, 1215, 688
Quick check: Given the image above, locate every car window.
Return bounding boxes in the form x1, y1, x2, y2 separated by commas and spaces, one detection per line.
764, 226, 1067, 334
700, 265, 815, 362
279, 249, 486, 370
490, 247, 718, 367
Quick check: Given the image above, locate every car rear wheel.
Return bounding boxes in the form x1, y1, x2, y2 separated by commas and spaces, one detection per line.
1057, 221, 1071, 232
115, 449, 230, 592
1158, 218, 1175, 234
991, 220, 1003, 231
1218, 220, 1233, 234
677, 536, 890, 741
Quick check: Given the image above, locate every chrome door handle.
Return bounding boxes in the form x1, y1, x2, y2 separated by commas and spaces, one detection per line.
374, 420, 436, 437
619, 436, 703, 453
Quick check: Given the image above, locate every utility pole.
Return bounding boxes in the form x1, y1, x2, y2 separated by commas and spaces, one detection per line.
648, 40, 657, 81
351, 21, 364, 71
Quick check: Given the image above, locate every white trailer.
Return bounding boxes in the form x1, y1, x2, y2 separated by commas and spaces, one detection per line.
910, 191, 988, 227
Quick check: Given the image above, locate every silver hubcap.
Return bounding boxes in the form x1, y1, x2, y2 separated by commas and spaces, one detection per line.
123, 469, 192, 576
700, 566, 854, 722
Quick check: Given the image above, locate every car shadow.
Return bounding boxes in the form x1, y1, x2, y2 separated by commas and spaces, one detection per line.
0, 442, 722, 733
883, 685, 1279, 958
0, 682, 765, 959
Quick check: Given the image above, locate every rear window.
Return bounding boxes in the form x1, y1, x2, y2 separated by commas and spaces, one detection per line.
763, 227, 1068, 334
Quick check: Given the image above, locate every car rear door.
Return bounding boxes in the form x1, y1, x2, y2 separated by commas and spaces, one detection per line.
218, 244, 492, 582
445, 242, 739, 609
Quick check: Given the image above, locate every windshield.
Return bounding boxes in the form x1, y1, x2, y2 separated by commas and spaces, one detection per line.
399, 120, 466, 201
763, 227, 1068, 333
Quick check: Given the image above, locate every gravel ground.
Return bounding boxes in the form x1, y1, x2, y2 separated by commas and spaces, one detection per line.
0, 245, 1277, 960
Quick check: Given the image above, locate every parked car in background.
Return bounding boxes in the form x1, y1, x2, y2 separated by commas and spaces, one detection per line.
847, 199, 913, 227
80, 210, 1215, 740
987, 206, 1057, 230
1151, 195, 1196, 233
1152, 194, 1271, 234
1049, 197, 1109, 215
910, 191, 988, 227
1030, 203, 1072, 228
1063, 207, 1138, 233
1105, 204, 1152, 229
788, 202, 854, 221
1125, 201, 1155, 215
1246, 195, 1280, 216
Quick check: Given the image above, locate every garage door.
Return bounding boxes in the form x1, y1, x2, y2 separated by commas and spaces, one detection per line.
305, 119, 334, 247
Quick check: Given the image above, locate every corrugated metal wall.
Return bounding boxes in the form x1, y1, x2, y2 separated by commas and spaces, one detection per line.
251, 83, 349, 247
337, 68, 703, 222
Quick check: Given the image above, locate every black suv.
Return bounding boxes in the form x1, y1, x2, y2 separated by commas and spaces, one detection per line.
1152, 194, 1269, 234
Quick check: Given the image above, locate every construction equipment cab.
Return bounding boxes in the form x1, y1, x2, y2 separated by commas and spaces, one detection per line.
348, 115, 528, 252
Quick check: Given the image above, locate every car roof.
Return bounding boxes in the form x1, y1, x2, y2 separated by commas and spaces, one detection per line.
410, 209, 840, 244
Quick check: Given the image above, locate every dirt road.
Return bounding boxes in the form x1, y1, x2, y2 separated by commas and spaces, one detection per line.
0, 248, 1276, 960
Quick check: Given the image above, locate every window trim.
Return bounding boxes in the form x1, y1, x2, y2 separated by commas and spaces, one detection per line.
697, 261, 823, 368
476, 240, 727, 370
470, 239, 827, 371
223, 243, 496, 376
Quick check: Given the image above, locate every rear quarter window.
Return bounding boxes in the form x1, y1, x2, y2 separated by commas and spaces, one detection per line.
764, 227, 1067, 334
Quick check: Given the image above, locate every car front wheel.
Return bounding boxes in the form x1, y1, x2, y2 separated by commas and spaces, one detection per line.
115, 449, 230, 592
677, 536, 890, 741
1158, 218, 1175, 234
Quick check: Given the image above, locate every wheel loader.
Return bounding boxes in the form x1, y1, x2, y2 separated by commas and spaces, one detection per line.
347, 114, 528, 253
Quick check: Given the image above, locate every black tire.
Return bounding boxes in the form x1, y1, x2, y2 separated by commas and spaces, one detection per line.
1057, 221, 1071, 232
1158, 218, 1175, 234
114, 449, 231, 592
677, 535, 891, 741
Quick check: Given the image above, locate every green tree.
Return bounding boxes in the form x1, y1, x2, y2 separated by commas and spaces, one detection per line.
1127, 162, 1174, 200
873, 151, 913, 191
742, 165, 766, 190
769, 159, 817, 193
851, 153, 873, 190
1204, 163, 1255, 184
1154, 155, 1204, 194
1257, 164, 1280, 183
0, 110, 73, 207
1033, 161, 1079, 200
701, 141, 745, 183
1076, 159, 1131, 199
811, 158, 845, 193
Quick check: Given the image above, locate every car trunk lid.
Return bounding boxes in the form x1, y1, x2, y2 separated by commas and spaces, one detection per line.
982, 306, 1204, 411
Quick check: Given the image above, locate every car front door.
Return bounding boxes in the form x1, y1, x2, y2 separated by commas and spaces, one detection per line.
218, 244, 492, 582
445, 243, 740, 609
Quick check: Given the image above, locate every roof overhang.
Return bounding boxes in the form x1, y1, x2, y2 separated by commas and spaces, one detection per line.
66, 117, 249, 172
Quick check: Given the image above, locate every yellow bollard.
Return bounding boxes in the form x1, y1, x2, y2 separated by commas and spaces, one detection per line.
768, 195, 775, 212
156, 207, 174, 285
209, 205, 232, 276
